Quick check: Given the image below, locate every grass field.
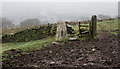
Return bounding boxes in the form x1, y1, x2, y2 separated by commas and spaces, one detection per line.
2, 19, 118, 53
1, 18, 119, 61
97, 19, 118, 35
1, 36, 56, 60
2, 36, 56, 53
1, 36, 56, 61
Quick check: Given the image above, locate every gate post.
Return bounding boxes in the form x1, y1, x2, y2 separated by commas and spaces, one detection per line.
89, 21, 92, 39
78, 22, 81, 38
90, 15, 97, 39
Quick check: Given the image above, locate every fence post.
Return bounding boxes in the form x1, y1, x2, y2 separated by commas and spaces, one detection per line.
89, 21, 92, 39
79, 22, 81, 38
90, 15, 97, 39
48, 23, 50, 34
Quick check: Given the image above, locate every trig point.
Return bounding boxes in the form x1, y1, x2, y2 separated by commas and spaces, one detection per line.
56, 22, 68, 41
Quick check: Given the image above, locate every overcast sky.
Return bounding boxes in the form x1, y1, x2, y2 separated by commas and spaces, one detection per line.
0, 0, 119, 25
1, 0, 120, 2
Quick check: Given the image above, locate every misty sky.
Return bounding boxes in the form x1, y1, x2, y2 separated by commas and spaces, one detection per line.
1, 2, 118, 25
1, 0, 119, 2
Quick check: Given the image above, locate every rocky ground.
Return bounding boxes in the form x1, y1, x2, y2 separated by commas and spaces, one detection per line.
2, 31, 119, 68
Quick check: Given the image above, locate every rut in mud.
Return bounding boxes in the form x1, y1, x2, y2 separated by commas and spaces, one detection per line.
2, 31, 119, 68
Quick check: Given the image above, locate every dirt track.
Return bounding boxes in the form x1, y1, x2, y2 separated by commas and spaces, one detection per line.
2, 31, 119, 68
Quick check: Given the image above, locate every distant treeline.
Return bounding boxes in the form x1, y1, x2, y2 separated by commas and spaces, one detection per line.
0, 18, 42, 28
0, 14, 115, 28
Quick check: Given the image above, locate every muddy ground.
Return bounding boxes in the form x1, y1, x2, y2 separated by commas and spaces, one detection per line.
2, 31, 120, 68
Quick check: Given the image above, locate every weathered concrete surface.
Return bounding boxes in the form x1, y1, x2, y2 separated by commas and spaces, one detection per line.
56, 22, 68, 41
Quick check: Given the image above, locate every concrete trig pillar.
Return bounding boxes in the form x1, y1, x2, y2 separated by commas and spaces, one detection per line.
56, 22, 68, 41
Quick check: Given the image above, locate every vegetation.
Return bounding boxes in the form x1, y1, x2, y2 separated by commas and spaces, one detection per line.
1, 18, 118, 61
2, 36, 55, 52
2, 36, 56, 60
2, 24, 57, 43
0, 17, 14, 28
72, 18, 118, 36
97, 18, 118, 35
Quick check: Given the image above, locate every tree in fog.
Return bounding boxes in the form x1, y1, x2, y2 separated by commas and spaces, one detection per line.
98, 14, 111, 20
0, 17, 14, 28
20, 18, 41, 27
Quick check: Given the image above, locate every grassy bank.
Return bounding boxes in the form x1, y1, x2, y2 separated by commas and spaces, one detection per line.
2, 36, 56, 60
97, 19, 118, 35
2, 36, 56, 53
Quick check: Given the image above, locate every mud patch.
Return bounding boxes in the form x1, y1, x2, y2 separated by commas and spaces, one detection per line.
2, 31, 119, 68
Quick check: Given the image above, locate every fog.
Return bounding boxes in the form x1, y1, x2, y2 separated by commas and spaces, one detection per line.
1, 2, 118, 25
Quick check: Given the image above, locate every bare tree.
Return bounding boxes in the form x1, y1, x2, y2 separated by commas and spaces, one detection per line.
0, 17, 14, 28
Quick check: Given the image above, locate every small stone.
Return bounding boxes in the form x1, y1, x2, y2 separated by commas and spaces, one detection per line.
56, 53, 59, 55
89, 63, 94, 65
83, 63, 87, 66
92, 49, 95, 52
50, 61, 55, 64
69, 38, 77, 41
112, 51, 116, 54
52, 42, 59, 45
77, 57, 83, 61
10, 33, 14, 35
71, 50, 74, 52
49, 51, 52, 53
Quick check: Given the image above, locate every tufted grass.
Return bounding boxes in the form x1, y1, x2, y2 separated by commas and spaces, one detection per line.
2, 36, 56, 53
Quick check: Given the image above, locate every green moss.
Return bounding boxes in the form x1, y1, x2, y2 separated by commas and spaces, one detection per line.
3, 54, 9, 57
15, 53, 21, 57
11, 56, 13, 58
110, 32, 117, 36
2, 24, 57, 43
2, 58, 8, 61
